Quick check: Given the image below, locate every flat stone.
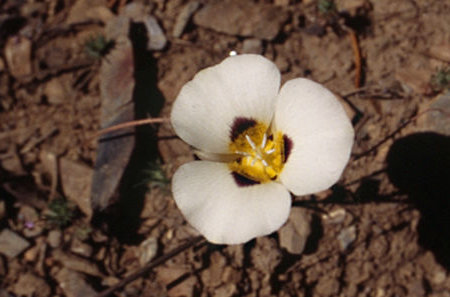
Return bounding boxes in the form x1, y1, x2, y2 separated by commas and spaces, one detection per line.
193, 0, 289, 40
12, 272, 51, 297
0, 229, 30, 258
60, 158, 93, 219
279, 208, 311, 254
55, 268, 97, 297
52, 249, 103, 277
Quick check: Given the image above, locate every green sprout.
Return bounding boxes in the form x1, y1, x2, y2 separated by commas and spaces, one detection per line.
318, 0, 337, 14
140, 160, 170, 189
44, 197, 76, 228
430, 67, 450, 92
84, 34, 115, 59
74, 224, 92, 241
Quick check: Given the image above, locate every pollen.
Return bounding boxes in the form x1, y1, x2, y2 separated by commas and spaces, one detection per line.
229, 121, 286, 183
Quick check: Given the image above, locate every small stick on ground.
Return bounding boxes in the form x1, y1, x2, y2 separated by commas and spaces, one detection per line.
348, 30, 362, 88
95, 117, 169, 139
95, 236, 205, 297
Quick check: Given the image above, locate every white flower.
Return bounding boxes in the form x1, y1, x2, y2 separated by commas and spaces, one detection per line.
170, 54, 354, 245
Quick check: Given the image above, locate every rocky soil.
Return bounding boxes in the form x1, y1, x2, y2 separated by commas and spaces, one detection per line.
0, 0, 450, 296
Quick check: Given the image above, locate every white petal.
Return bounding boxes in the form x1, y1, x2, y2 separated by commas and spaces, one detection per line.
171, 54, 280, 154
273, 78, 354, 196
172, 161, 291, 244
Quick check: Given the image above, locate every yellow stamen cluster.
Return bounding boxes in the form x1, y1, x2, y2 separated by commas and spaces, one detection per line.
229, 122, 285, 183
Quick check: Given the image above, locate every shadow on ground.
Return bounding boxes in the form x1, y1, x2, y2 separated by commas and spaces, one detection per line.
92, 22, 165, 244
386, 132, 450, 270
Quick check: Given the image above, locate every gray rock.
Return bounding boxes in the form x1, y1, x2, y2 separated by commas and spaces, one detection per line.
279, 208, 311, 254
122, 3, 167, 50
143, 16, 167, 51
172, 1, 201, 38
0, 229, 30, 258
193, 0, 289, 40
337, 225, 357, 251
425, 91, 450, 135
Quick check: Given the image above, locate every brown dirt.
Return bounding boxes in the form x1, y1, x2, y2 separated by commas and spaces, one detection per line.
1, 0, 450, 297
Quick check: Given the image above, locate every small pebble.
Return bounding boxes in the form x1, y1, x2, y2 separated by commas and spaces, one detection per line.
337, 225, 357, 251
242, 39, 263, 54
322, 208, 346, 224
4, 35, 32, 79
139, 237, 158, 266
143, 16, 167, 51
71, 238, 93, 258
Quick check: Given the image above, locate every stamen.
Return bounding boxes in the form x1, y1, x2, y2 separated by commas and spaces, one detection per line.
245, 134, 257, 150
262, 159, 268, 167
261, 133, 267, 149
265, 148, 276, 154
236, 151, 251, 157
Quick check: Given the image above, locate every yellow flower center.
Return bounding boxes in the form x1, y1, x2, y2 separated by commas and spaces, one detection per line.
229, 121, 285, 183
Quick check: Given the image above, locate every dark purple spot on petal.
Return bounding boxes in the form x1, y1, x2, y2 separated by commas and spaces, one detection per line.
283, 134, 293, 163
232, 172, 260, 187
230, 117, 257, 141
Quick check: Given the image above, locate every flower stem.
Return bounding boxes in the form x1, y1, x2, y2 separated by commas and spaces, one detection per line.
96, 117, 169, 138
95, 236, 205, 297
